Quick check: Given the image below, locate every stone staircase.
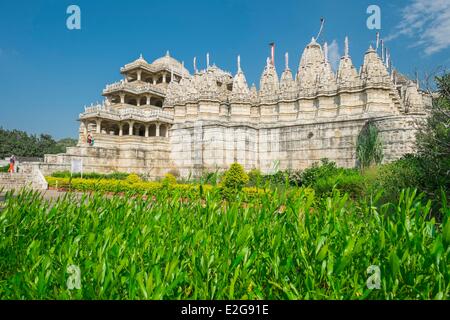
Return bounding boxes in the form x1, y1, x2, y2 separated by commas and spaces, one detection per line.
0, 164, 48, 192
0, 173, 33, 191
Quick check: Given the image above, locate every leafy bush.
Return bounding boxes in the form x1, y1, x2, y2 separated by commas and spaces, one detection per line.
125, 174, 141, 184
301, 159, 339, 187
314, 171, 366, 198
368, 154, 424, 203
0, 164, 9, 173
247, 169, 263, 187
162, 173, 177, 186
221, 163, 249, 191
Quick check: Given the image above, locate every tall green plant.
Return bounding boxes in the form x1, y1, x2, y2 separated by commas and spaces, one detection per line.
356, 121, 384, 170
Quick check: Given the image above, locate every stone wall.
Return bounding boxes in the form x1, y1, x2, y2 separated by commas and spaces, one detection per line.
169, 113, 425, 177
42, 135, 173, 179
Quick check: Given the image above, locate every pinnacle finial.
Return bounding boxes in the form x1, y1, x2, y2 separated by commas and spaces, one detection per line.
206, 52, 210, 68
193, 56, 198, 73
344, 36, 349, 57
285, 52, 289, 70
376, 32, 380, 51
266, 57, 271, 67
324, 42, 328, 62
386, 48, 391, 69
139, 53, 143, 59
237, 55, 241, 73
166, 50, 170, 57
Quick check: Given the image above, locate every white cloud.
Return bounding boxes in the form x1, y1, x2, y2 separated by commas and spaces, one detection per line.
328, 40, 340, 71
386, 0, 450, 55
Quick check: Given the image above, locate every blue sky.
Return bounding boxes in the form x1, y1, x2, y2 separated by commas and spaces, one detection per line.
1, 0, 449, 139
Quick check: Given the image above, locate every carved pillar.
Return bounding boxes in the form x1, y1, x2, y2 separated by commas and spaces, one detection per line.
82, 120, 88, 136
128, 121, 134, 136
96, 119, 102, 134
120, 93, 125, 104
145, 125, 149, 137
119, 123, 123, 136
156, 122, 160, 137
153, 76, 157, 85
146, 94, 151, 105
137, 70, 142, 81
137, 97, 141, 107
162, 73, 167, 83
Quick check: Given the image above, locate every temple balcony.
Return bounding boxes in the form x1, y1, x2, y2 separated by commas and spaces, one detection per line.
80, 104, 173, 124
103, 81, 166, 96
80, 133, 170, 150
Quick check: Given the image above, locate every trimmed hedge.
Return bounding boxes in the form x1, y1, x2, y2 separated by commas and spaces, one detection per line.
45, 176, 314, 203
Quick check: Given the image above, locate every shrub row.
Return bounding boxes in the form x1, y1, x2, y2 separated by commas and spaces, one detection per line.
50, 171, 131, 180
45, 176, 317, 205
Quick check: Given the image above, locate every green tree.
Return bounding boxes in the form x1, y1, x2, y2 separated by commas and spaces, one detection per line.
416, 72, 450, 197
0, 127, 76, 159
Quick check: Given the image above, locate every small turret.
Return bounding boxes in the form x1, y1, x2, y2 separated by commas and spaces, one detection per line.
336, 37, 360, 87
360, 45, 390, 84
280, 52, 296, 98
318, 42, 336, 90
259, 57, 279, 101
232, 55, 250, 97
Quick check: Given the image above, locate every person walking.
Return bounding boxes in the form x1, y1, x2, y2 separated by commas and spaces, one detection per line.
8, 155, 16, 174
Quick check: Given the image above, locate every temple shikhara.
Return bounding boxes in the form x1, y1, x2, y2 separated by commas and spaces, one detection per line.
42, 35, 431, 179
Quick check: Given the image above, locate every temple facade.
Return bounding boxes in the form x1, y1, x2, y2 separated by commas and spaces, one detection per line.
41, 36, 431, 179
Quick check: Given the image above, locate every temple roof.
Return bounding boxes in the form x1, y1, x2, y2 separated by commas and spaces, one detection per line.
152, 51, 190, 75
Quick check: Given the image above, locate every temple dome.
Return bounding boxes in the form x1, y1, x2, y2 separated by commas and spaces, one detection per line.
152, 51, 190, 75
123, 54, 149, 69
